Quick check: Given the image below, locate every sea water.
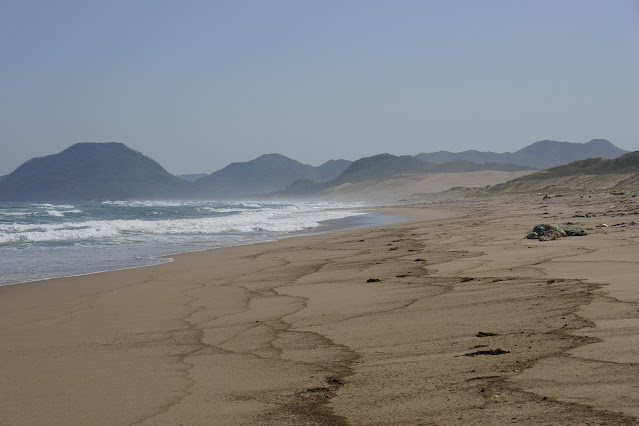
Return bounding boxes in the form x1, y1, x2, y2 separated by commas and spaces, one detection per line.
0, 200, 389, 286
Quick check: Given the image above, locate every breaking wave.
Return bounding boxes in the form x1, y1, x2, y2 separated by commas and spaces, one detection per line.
0, 202, 365, 245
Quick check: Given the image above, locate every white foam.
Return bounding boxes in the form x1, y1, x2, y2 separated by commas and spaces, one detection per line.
0, 211, 33, 217
101, 200, 187, 207
36, 203, 75, 209
0, 204, 365, 244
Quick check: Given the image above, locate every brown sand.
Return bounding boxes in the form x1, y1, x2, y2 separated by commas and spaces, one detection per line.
318, 170, 535, 204
1, 193, 639, 425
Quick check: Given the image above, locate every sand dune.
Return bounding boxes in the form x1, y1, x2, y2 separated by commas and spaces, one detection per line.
490, 172, 639, 194
319, 170, 534, 203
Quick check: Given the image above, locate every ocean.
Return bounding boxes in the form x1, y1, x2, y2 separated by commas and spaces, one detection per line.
0, 200, 391, 286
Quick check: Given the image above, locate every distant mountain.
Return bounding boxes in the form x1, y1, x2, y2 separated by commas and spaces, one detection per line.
273, 154, 431, 198
416, 139, 628, 169
0, 142, 191, 201
330, 154, 429, 185
514, 139, 627, 167
415, 150, 505, 165
4, 139, 626, 201
314, 154, 529, 186
178, 173, 208, 182
489, 150, 639, 193
314, 159, 353, 182
193, 154, 351, 198
274, 154, 530, 198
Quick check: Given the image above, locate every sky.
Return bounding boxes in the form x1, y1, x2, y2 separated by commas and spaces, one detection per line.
1, 1, 638, 175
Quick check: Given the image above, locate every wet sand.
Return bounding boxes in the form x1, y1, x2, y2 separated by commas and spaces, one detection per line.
1, 194, 638, 425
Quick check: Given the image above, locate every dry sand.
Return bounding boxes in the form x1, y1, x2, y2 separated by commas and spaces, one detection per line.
1, 192, 639, 425
318, 170, 535, 204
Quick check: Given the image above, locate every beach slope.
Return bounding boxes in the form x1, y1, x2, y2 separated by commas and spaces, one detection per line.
1, 195, 638, 425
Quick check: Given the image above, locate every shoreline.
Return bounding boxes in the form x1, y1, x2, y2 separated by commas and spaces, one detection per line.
0, 207, 403, 288
1, 194, 638, 424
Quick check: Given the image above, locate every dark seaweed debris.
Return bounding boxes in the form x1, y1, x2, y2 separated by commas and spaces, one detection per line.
463, 348, 510, 357
476, 331, 499, 337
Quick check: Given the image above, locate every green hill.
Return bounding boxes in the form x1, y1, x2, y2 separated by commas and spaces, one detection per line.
489, 150, 639, 193
330, 154, 429, 185
509, 151, 639, 180
0, 142, 191, 201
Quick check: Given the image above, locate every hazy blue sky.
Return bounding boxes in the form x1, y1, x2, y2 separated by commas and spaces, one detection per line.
1, 1, 638, 175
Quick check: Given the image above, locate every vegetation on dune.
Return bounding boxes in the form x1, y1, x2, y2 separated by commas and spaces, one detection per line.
487, 151, 639, 194
510, 151, 639, 181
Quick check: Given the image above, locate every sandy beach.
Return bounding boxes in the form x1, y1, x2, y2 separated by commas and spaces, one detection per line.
2, 193, 639, 425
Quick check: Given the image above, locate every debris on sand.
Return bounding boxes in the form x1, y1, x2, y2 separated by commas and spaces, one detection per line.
367, 278, 381, 283
463, 348, 510, 357
460, 277, 474, 282
307, 387, 330, 393
325, 376, 344, 386
476, 331, 499, 337
526, 223, 586, 241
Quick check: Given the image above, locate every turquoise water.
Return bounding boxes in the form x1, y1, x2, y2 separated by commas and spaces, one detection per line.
0, 200, 381, 285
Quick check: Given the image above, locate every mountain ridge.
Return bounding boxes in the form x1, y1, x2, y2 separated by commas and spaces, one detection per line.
193, 153, 351, 199
0, 139, 632, 201
178, 173, 208, 182
275, 154, 531, 198
416, 139, 627, 168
